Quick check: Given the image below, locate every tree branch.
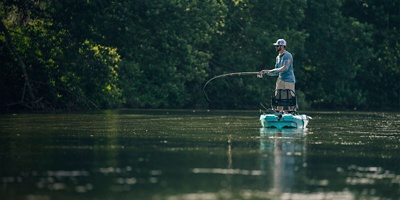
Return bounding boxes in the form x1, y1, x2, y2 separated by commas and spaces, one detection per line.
0, 18, 36, 102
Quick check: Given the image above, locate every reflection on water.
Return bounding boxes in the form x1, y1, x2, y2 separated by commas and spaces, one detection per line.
0, 110, 399, 199
260, 128, 308, 196
257, 128, 352, 199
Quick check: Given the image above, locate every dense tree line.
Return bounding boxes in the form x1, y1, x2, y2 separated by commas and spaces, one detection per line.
1, 0, 399, 111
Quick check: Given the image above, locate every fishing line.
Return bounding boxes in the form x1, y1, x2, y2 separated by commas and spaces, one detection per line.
203, 71, 259, 102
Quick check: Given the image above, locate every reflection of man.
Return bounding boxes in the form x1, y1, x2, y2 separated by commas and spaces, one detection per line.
258, 39, 296, 111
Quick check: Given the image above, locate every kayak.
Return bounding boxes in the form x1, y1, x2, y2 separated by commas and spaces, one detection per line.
260, 112, 310, 129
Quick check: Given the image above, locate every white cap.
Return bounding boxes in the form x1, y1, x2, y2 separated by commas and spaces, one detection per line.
273, 39, 287, 46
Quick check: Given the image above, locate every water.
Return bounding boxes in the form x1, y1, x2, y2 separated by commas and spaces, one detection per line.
0, 110, 399, 199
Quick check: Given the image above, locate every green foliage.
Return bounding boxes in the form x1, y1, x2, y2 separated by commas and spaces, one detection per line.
300, 0, 374, 109
345, 0, 400, 109
85, 0, 227, 108
1, 0, 399, 111
1, 0, 123, 109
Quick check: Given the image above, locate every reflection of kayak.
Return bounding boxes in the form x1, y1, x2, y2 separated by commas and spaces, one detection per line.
259, 127, 308, 138
260, 113, 310, 129
260, 89, 311, 129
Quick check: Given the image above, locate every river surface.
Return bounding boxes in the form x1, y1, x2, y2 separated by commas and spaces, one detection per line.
0, 110, 399, 200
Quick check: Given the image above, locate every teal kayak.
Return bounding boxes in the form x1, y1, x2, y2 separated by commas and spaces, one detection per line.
260, 112, 311, 129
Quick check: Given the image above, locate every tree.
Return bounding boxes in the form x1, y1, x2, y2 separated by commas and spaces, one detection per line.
1, 0, 123, 110
1, 0, 399, 111
94, 0, 227, 108
343, 0, 400, 109
0, 1, 44, 109
300, 0, 373, 109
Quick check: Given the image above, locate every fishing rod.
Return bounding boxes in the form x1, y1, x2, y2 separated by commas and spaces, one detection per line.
203, 71, 261, 102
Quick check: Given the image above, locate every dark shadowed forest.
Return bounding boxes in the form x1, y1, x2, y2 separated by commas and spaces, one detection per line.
1, 0, 399, 111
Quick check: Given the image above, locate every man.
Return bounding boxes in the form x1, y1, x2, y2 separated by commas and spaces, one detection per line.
258, 39, 296, 111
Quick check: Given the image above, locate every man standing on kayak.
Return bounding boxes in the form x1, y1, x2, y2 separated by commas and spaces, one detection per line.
258, 39, 296, 111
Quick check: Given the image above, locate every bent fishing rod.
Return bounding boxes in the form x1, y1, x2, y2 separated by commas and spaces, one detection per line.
203, 71, 262, 102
